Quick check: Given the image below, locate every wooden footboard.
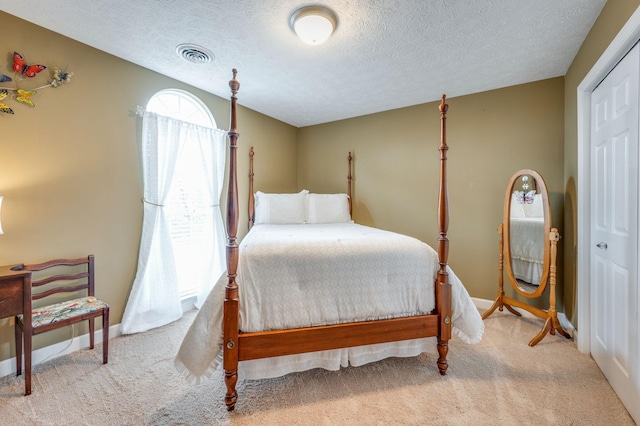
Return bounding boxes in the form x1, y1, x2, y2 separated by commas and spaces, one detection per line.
222, 70, 451, 411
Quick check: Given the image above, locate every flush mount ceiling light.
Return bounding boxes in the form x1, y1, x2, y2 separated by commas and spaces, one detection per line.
176, 43, 214, 64
290, 5, 338, 45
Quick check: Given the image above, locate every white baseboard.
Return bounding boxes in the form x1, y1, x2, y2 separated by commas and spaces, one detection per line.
472, 297, 576, 338
0, 322, 122, 378
181, 295, 197, 312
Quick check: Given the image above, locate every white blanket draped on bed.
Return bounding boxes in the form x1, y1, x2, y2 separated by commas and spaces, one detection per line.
175, 223, 484, 383
509, 217, 545, 284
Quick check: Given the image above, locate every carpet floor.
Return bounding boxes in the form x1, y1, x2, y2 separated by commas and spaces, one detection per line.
0, 309, 634, 425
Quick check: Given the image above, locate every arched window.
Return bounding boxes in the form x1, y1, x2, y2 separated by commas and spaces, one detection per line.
146, 89, 216, 128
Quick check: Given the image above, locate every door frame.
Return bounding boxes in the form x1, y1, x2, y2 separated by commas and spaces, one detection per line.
577, 6, 640, 353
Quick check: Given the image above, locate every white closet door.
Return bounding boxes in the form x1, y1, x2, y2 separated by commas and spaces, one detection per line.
590, 42, 639, 423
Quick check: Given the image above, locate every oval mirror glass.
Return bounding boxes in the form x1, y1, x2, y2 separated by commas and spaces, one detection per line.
503, 169, 551, 298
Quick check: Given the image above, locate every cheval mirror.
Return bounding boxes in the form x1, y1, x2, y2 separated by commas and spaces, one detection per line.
482, 169, 571, 346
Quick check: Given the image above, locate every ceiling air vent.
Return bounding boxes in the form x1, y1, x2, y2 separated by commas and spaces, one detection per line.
176, 44, 214, 64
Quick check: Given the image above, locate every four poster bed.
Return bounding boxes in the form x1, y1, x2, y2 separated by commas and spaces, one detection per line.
175, 70, 483, 411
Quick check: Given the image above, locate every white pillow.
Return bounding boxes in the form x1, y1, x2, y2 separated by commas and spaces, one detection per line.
254, 190, 309, 224
307, 193, 351, 224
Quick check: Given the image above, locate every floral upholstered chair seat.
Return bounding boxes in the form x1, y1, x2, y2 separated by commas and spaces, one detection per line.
20, 297, 110, 328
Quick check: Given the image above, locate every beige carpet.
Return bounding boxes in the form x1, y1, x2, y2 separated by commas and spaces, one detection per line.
0, 310, 634, 425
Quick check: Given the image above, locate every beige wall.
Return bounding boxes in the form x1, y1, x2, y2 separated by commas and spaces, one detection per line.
0, 12, 297, 362
563, 0, 640, 325
298, 78, 565, 307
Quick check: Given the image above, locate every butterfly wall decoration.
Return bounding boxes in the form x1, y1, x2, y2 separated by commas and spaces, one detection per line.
0, 50, 73, 115
13, 52, 47, 78
0, 89, 15, 114
16, 89, 37, 107
51, 66, 73, 87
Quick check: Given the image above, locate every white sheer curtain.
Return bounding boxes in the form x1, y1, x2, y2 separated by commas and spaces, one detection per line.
121, 111, 227, 334
194, 123, 227, 308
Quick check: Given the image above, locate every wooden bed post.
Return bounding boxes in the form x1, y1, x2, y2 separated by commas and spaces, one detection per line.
348, 152, 353, 217
436, 94, 452, 375
223, 69, 240, 411
248, 147, 255, 229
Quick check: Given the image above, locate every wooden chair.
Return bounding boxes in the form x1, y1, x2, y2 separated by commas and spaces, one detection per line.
13, 255, 109, 395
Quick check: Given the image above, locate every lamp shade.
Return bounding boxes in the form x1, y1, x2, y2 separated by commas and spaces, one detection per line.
290, 6, 337, 45
0, 196, 3, 235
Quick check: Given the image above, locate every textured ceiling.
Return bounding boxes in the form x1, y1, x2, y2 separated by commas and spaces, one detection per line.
0, 0, 607, 127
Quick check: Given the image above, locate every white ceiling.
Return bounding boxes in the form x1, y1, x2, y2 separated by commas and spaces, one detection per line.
0, 0, 607, 127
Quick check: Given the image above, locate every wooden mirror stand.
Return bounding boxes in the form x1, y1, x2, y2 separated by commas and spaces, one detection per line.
482, 169, 571, 346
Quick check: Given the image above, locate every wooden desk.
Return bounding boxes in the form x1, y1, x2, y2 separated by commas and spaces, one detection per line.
0, 264, 32, 395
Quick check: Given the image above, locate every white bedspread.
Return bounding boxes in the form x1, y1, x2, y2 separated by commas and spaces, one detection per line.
175, 223, 483, 383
